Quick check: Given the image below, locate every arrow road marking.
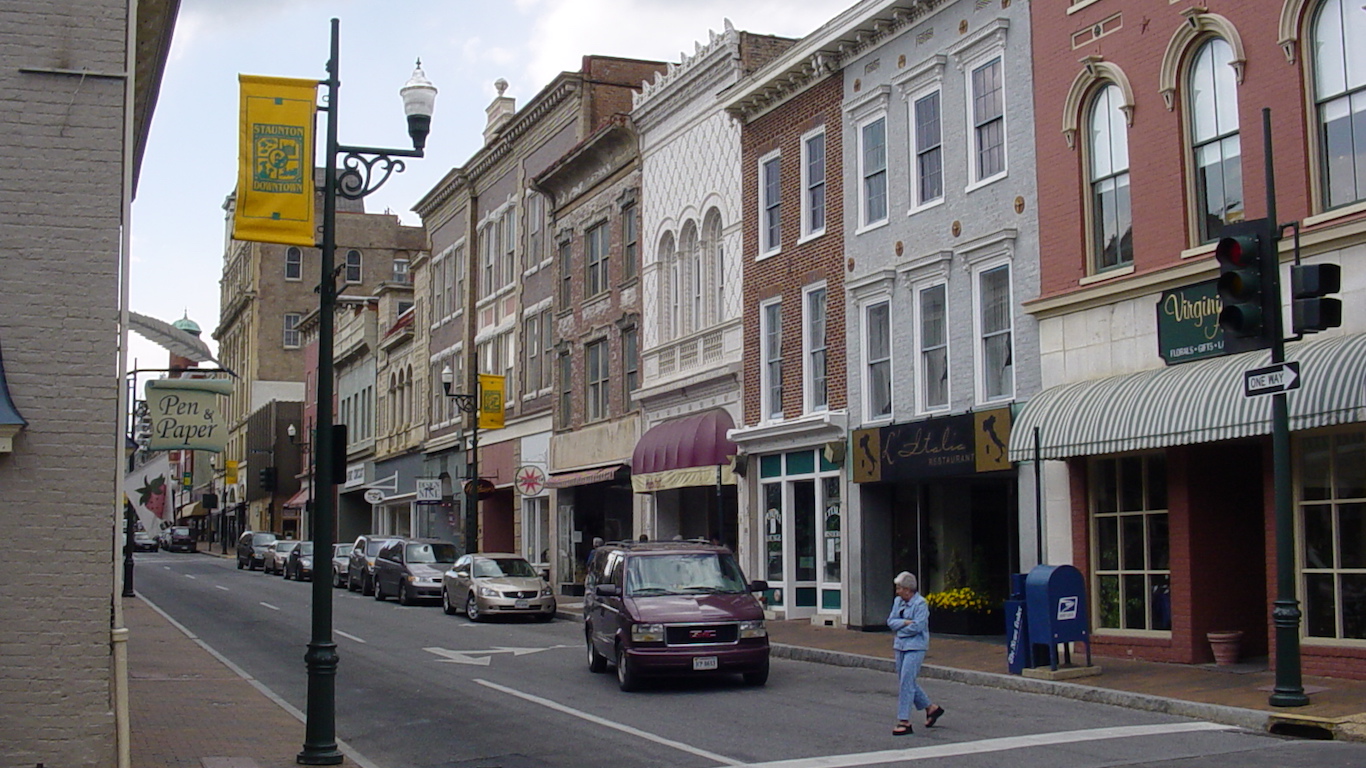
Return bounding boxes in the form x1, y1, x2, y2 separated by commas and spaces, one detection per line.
423, 644, 573, 665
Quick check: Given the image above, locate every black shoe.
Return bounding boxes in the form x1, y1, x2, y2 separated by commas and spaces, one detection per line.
892, 722, 913, 736
925, 705, 945, 728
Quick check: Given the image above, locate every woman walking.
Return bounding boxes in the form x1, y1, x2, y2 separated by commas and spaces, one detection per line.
888, 571, 945, 735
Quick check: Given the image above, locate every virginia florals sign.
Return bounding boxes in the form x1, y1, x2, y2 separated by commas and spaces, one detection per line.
1156, 280, 1228, 364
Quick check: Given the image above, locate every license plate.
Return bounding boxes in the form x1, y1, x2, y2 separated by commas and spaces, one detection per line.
693, 656, 718, 671
514, 599, 529, 609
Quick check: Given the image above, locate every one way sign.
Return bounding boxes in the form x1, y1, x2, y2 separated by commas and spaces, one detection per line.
1243, 361, 1301, 397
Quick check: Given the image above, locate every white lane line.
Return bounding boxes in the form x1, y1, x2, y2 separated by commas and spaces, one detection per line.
336, 630, 367, 644
215, 585, 230, 591
185, 574, 197, 580
731, 722, 1236, 768
475, 679, 743, 766
259, 602, 280, 611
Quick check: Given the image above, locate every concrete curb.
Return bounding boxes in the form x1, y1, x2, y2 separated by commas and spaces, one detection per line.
771, 643, 1272, 734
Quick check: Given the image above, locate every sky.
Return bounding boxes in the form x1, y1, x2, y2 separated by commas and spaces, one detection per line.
129, 0, 856, 368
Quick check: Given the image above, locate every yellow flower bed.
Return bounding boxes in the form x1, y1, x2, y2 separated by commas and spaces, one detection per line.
924, 586, 995, 613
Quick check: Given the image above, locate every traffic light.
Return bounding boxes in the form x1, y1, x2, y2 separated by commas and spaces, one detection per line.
258, 466, 277, 491
1291, 263, 1342, 334
1216, 218, 1275, 353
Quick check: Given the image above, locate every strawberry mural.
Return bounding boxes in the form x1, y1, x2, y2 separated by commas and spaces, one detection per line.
137, 475, 168, 520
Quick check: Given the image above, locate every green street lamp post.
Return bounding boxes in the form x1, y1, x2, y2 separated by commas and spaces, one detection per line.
439, 364, 479, 554
299, 18, 436, 765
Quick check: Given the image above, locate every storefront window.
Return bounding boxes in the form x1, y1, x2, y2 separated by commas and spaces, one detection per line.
764, 483, 782, 582
1300, 432, 1366, 640
1092, 453, 1170, 632
794, 480, 816, 581
823, 476, 841, 582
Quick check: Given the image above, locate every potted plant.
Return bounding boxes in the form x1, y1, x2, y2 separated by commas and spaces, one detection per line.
924, 586, 1004, 635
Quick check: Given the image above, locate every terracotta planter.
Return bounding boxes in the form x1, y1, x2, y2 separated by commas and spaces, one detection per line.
933, 609, 1004, 636
1207, 630, 1244, 666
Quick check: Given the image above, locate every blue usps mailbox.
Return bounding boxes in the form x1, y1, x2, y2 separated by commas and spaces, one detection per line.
1024, 564, 1091, 671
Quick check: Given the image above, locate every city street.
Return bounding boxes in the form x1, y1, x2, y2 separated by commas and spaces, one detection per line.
135, 551, 1366, 768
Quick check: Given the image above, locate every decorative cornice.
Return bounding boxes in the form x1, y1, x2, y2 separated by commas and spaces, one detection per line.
1158, 11, 1246, 111
635, 20, 740, 110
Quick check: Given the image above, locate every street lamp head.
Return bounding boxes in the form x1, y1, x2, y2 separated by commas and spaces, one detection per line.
287, 423, 297, 439
440, 363, 454, 396
400, 58, 437, 151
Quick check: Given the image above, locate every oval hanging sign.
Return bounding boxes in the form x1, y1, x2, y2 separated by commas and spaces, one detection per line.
363, 488, 385, 504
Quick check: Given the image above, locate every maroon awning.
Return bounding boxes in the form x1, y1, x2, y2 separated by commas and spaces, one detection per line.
632, 409, 737, 475
282, 483, 311, 509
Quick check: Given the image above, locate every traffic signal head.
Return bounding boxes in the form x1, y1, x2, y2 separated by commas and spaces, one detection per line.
1291, 263, 1342, 334
258, 466, 277, 491
1215, 218, 1275, 352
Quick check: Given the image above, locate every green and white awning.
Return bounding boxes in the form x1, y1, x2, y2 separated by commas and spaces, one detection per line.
1009, 333, 1366, 462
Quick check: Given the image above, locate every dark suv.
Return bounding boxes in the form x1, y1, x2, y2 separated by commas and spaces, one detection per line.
347, 534, 397, 595
165, 526, 196, 553
373, 538, 458, 605
236, 531, 278, 570
583, 540, 770, 691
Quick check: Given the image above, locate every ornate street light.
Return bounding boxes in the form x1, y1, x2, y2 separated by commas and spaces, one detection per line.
299, 19, 435, 766
440, 364, 479, 555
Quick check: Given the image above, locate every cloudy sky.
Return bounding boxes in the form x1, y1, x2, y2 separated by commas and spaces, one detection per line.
129, 0, 854, 366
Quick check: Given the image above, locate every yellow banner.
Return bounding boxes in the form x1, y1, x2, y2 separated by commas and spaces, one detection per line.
478, 374, 505, 430
233, 75, 318, 247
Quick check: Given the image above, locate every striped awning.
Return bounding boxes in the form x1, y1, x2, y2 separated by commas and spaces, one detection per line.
1008, 333, 1366, 462
545, 464, 626, 489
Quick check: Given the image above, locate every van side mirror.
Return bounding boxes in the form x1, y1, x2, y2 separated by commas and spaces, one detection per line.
748, 580, 769, 593
595, 583, 620, 598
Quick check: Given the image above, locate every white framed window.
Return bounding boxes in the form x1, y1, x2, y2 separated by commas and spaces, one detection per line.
585, 221, 609, 297
702, 209, 725, 327
523, 313, 541, 400
680, 222, 701, 333
501, 206, 517, 286
968, 57, 1007, 185
803, 284, 828, 413
558, 238, 573, 307
392, 258, 409, 284
975, 263, 1013, 403
800, 128, 826, 240
1092, 454, 1170, 633
1311, 0, 1366, 210
526, 192, 544, 271
761, 299, 783, 421
1188, 37, 1242, 243
759, 151, 782, 257
1299, 430, 1366, 640
859, 115, 889, 228
481, 225, 496, 299
586, 339, 608, 421
431, 249, 447, 321
345, 249, 362, 283
558, 351, 573, 426
917, 283, 949, 411
451, 245, 464, 318
523, 496, 550, 565
622, 326, 638, 406
622, 203, 639, 280
1089, 84, 1133, 271
283, 312, 301, 348
285, 246, 302, 281
911, 90, 944, 209
864, 300, 892, 421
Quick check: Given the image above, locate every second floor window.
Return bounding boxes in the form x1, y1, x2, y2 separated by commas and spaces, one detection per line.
283, 312, 301, 348
1189, 37, 1242, 243
978, 265, 1013, 402
586, 222, 609, 297
805, 286, 827, 412
1089, 84, 1133, 271
760, 154, 781, 255
285, 246, 302, 280
524, 313, 542, 396
802, 130, 826, 237
622, 203, 639, 280
1312, 0, 1366, 209
526, 193, 544, 270
345, 250, 362, 283
861, 116, 888, 226
392, 258, 410, 284
971, 58, 1006, 182
558, 239, 573, 306
558, 351, 572, 425
762, 301, 783, 420
919, 284, 948, 410
586, 340, 608, 421
913, 91, 943, 207
622, 326, 638, 406
865, 301, 891, 420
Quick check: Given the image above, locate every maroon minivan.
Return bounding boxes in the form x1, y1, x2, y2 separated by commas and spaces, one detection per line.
583, 540, 770, 691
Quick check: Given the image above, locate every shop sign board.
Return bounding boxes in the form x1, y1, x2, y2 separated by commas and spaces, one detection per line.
1156, 280, 1228, 364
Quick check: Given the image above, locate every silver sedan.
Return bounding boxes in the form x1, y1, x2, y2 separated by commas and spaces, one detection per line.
441, 553, 555, 622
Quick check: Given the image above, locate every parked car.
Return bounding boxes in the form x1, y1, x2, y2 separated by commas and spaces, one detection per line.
583, 540, 769, 691
441, 552, 556, 622
347, 535, 397, 595
236, 531, 278, 570
163, 525, 195, 553
264, 540, 300, 575
373, 538, 458, 605
133, 531, 159, 553
283, 541, 314, 581
330, 542, 354, 588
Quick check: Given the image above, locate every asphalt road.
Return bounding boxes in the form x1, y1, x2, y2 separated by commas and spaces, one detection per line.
136, 551, 1366, 768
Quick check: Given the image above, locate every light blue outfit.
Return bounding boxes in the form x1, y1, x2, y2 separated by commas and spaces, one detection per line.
888, 592, 933, 722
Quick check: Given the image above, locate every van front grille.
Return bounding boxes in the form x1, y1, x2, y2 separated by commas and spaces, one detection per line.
665, 623, 738, 645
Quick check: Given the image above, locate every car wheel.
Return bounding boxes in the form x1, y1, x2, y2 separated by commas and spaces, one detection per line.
742, 659, 770, 687
586, 627, 607, 673
361, 573, 374, 596
237, 558, 244, 570
331, 569, 341, 588
373, 577, 386, 601
442, 587, 458, 615
283, 565, 291, 580
347, 573, 357, 592
615, 643, 640, 692
465, 593, 483, 622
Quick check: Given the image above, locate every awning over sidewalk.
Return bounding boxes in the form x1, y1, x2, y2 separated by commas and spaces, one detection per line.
282, 483, 311, 509
177, 502, 206, 518
545, 464, 626, 489
1008, 332, 1366, 462
632, 409, 738, 492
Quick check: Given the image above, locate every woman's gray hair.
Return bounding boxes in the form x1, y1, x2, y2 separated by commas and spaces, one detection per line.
894, 571, 918, 592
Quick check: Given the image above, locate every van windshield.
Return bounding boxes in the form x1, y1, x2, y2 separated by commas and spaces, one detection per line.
625, 553, 748, 597
406, 542, 458, 564
252, 533, 277, 546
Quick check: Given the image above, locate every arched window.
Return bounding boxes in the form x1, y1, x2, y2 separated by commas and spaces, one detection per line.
1312, 0, 1366, 209
1188, 37, 1242, 242
1088, 84, 1133, 272
679, 221, 700, 335
656, 231, 677, 339
405, 365, 413, 428
389, 373, 398, 435
702, 208, 725, 326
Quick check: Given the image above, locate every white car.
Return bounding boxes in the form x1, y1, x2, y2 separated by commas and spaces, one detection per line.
263, 540, 300, 575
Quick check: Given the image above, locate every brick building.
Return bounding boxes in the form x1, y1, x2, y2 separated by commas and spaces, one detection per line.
1011, 0, 1366, 677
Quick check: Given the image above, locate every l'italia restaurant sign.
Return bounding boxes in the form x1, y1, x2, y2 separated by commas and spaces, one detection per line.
1156, 279, 1231, 364
852, 407, 1013, 483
